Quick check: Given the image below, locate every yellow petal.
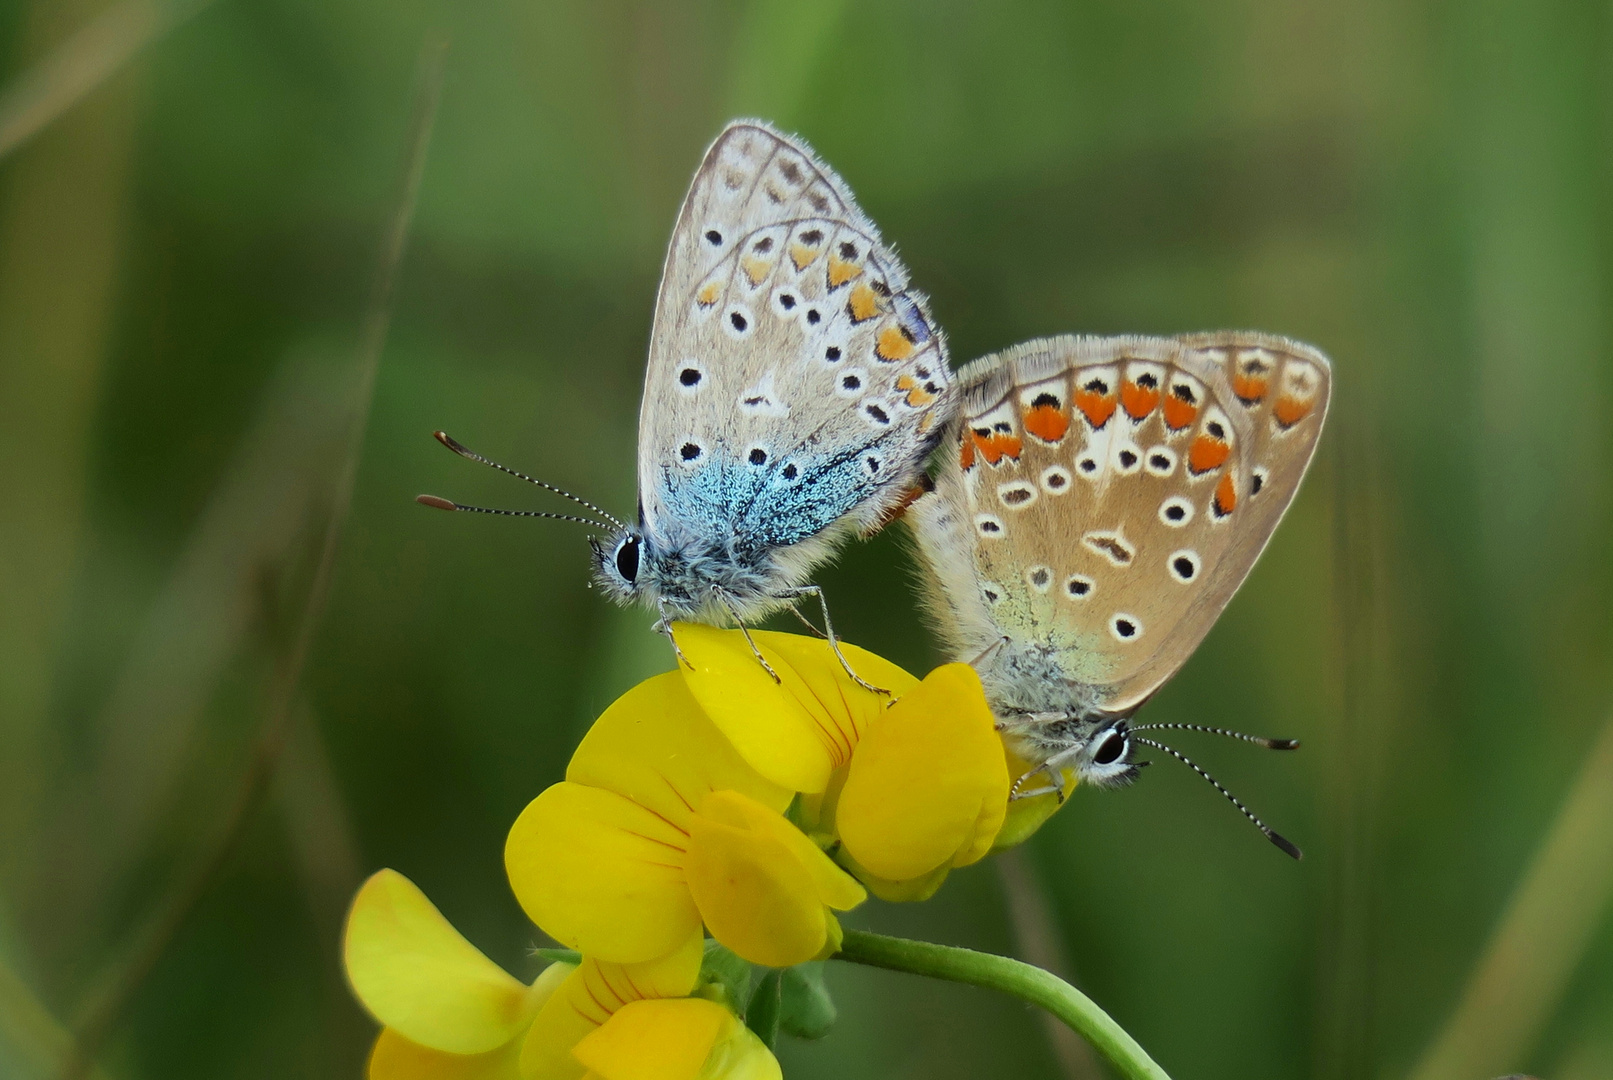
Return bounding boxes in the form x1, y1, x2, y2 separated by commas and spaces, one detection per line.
993, 744, 1076, 850
695, 1016, 783, 1080
505, 783, 700, 964
567, 672, 791, 821
369, 1028, 524, 1080
697, 791, 865, 911
344, 870, 535, 1054
833, 847, 953, 903
520, 935, 703, 1080
836, 664, 1010, 883
684, 812, 827, 967
571, 999, 762, 1080
676, 623, 916, 793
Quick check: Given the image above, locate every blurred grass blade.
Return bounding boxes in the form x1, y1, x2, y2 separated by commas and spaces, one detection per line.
273, 700, 363, 936
56, 34, 446, 1080
723, 0, 849, 124
1408, 709, 1613, 1080
0, 0, 211, 162
0, 0, 145, 973
29, 348, 349, 959
996, 849, 1104, 1080
0, 960, 114, 1080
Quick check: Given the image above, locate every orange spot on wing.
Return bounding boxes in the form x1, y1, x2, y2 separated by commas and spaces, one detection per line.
876, 323, 914, 362
896, 374, 935, 407
1121, 380, 1160, 420
1231, 371, 1268, 404
847, 281, 879, 323
971, 430, 1022, 466
1023, 403, 1069, 443
1188, 434, 1230, 474
828, 253, 862, 288
741, 256, 771, 286
960, 436, 976, 470
696, 281, 720, 307
1274, 395, 1313, 428
790, 242, 819, 270
1073, 387, 1117, 429
1163, 394, 1198, 431
1213, 472, 1237, 516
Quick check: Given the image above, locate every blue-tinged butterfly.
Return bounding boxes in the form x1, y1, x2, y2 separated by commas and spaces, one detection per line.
906, 333, 1329, 855
420, 120, 952, 683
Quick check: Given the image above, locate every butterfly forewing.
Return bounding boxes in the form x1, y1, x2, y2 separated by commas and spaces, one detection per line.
921, 332, 1329, 716
641, 121, 950, 547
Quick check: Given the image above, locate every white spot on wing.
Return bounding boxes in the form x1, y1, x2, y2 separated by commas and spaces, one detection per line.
1167, 549, 1201, 583
1144, 446, 1176, 476
1110, 613, 1142, 641
1159, 496, 1193, 527
997, 481, 1038, 510
1082, 529, 1134, 566
738, 371, 789, 417
1040, 465, 1072, 494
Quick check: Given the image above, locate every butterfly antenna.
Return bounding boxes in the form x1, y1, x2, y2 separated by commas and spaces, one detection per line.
1129, 722, 1299, 750
1132, 735, 1302, 860
431, 431, 625, 529
415, 494, 612, 531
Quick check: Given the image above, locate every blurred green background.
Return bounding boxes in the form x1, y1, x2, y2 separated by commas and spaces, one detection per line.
2, 0, 1612, 1078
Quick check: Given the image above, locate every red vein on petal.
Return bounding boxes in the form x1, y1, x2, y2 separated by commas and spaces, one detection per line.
594, 965, 628, 1006
583, 980, 616, 1019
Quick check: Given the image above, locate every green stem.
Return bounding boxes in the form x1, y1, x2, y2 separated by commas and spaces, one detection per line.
833, 929, 1171, 1080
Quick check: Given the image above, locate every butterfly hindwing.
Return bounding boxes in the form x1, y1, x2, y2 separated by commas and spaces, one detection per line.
912, 332, 1330, 716
640, 121, 950, 552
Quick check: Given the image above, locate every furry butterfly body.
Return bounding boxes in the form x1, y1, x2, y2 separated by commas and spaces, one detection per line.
908, 332, 1329, 792
593, 120, 952, 626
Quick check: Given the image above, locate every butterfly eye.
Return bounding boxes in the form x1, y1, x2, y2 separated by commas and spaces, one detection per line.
614, 536, 642, 583
1094, 732, 1126, 766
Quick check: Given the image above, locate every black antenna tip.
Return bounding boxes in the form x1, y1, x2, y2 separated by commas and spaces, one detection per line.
1264, 738, 1301, 750
1267, 830, 1304, 860
416, 494, 457, 511
433, 430, 470, 455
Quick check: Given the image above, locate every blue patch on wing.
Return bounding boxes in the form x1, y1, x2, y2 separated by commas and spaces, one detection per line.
658, 448, 876, 549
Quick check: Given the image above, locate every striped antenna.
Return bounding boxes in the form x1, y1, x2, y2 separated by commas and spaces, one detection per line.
429, 430, 624, 529
415, 494, 612, 531
1133, 735, 1302, 860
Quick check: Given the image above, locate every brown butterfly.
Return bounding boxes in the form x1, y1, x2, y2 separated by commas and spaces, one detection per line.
907, 333, 1330, 856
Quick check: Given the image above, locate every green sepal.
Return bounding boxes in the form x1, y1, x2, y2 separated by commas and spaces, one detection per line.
699, 939, 753, 1014
745, 969, 783, 1049
534, 947, 581, 965
778, 961, 837, 1039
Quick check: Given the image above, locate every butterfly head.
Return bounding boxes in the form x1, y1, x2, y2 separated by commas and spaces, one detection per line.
590, 526, 648, 605
1067, 718, 1142, 789
1004, 710, 1143, 793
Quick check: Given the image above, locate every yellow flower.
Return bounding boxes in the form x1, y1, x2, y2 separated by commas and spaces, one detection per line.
570, 998, 779, 1080
343, 869, 778, 1080
343, 868, 566, 1079
676, 625, 1011, 902
504, 671, 865, 967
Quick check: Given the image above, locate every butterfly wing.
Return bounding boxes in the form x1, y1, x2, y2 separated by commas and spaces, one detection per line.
639, 121, 951, 556
911, 332, 1329, 716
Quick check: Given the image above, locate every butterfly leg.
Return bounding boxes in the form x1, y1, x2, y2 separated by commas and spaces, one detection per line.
654, 598, 694, 671
711, 587, 783, 684
781, 585, 890, 696
1009, 748, 1082, 803
787, 603, 829, 639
